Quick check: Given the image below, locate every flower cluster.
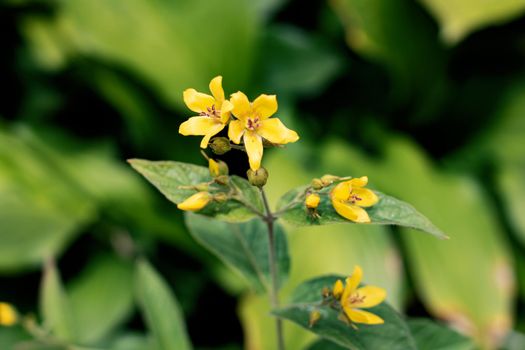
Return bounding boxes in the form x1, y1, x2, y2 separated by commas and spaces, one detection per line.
311, 266, 386, 327
179, 76, 299, 171
304, 175, 379, 223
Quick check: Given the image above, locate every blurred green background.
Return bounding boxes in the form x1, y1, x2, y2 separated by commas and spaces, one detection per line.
1, 0, 525, 349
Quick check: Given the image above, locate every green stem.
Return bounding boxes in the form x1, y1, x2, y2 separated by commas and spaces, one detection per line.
259, 187, 285, 350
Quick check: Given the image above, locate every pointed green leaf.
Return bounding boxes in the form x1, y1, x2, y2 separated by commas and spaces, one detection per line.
408, 318, 475, 350
135, 260, 192, 350
273, 275, 416, 350
277, 185, 446, 239
40, 260, 77, 342
185, 213, 290, 293
129, 159, 263, 222
69, 254, 134, 344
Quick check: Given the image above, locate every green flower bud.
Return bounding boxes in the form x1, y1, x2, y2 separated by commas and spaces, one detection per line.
194, 183, 209, 192
210, 137, 231, 155
247, 167, 269, 187
214, 175, 229, 185
311, 178, 323, 190
320, 174, 340, 186
213, 192, 229, 202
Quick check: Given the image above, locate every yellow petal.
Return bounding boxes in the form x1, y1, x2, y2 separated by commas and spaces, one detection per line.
332, 280, 344, 299
183, 89, 215, 113
351, 188, 379, 207
209, 76, 224, 102
228, 119, 245, 144
258, 118, 299, 144
342, 265, 363, 302
220, 100, 233, 124
332, 199, 371, 223
253, 94, 278, 119
343, 307, 384, 325
0, 302, 18, 326
179, 116, 220, 136
305, 193, 321, 209
230, 91, 251, 121
244, 131, 263, 171
177, 192, 211, 211
209, 159, 220, 177
331, 181, 351, 201
200, 123, 226, 148
348, 176, 368, 188
353, 286, 387, 308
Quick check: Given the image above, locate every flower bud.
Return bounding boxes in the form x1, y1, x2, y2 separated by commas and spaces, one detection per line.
213, 192, 229, 203
194, 183, 209, 192
305, 193, 320, 209
311, 178, 323, 190
0, 302, 18, 326
321, 174, 340, 186
247, 167, 268, 187
209, 159, 229, 177
332, 279, 344, 300
177, 192, 212, 211
214, 175, 229, 185
210, 137, 231, 155
309, 309, 321, 328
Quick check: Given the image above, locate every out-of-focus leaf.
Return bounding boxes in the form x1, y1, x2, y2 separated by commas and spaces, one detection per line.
502, 331, 525, 350
68, 255, 134, 344
185, 213, 289, 293
408, 318, 475, 350
274, 275, 416, 350
129, 159, 264, 222
135, 260, 192, 350
330, 0, 446, 98
0, 128, 95, 272
322, 137, 514, 348
110, 333, 156, 350
278, 186, 446, 239
40, 260, 77, 342
417, 0, 525, 43
22, 0, 259, 108
0, 326, 31, 350
239, 151, 405, 350
258, 25, 343, 97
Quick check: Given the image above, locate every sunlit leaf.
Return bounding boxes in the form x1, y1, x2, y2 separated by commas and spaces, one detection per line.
408, 318, 475, 350
129, 159, 264, 222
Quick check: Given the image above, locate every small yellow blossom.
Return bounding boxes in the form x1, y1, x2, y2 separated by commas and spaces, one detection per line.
179, 76, 234, 148
335, 266, 386, 325
177, 192, 212, 211
305, 193, 321, 209
331, 176, 379, 223
209, 159, 220, 177
228, 92, 299, 170
0, 302, 18, 326
332, 279, 344, 299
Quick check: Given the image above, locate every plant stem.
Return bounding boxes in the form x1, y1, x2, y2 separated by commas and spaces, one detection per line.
259, 187, 285, 350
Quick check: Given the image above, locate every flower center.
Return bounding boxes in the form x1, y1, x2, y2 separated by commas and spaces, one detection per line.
348, 192, 362, 204
246, 117, 260, 131
199, 104, 221, 119
349, 293, 366, 305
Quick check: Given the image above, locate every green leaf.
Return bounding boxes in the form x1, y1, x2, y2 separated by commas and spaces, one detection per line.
110, 333, 156, 350
185, 213, 290, 293
277, 185, 446, 239
408, 318, 475, 350
273, 275, 417, 350
321, 138, 514, 347
306, 339, 348, 350
22, 0, 259, 108
68, 254, 134, 344
129, 159, 264, 222
135, 260, 192, 350
40, 260, 77, 342
417, 0, 525, 43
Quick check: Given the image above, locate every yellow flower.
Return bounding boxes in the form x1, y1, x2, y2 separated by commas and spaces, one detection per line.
336, 266, 386, 325
180, 76, 234, 148
228, 92, 299, 170
305, 193, 321, 209
177, 192, 212, 211
330, 176, 379, 223
0, 302, 18, 326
